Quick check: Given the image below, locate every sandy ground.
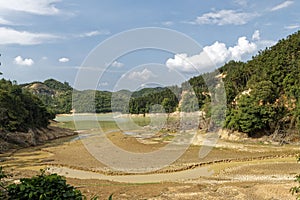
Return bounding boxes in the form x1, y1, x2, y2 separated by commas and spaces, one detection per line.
1, 129, 300, 199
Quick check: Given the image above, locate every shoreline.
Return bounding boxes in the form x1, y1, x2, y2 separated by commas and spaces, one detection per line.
0, 126, 77, 154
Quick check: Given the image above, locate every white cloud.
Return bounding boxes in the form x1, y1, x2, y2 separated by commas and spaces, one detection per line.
194, 10, 257, 25
110, 61, 124, 68
229, 37, 256, 60
0, 17, 13, 25
161, 21, 174, 26
99, 82, 108, 86
284, 24, 300, 29
127, 69, 156, 81
271, 1, 293, 11
58, 57, 69, 63
79, 30, 110, 37
0, 0, 61, 15
203, 42, 231, 65
0, 27, 60, 45
252, 30, 260, 41
14, 56, 34, 66
166, 34, 257, 72
234, 0, 248, 7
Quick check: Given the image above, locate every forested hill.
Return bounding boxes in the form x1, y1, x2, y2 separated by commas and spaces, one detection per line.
21, 79, 73, 114
0, 79, 54, 132
188, 30, 300, 136
224, 30, 300, 135
20, 30, 300, 137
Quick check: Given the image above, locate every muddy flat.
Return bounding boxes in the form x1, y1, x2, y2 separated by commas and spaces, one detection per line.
1, 126, 300, 199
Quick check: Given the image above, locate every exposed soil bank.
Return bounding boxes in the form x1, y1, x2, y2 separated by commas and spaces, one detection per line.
0, 125, 76, 153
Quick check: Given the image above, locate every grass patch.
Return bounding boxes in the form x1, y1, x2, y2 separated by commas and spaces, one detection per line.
54, 114, 177, 132
53, 121, 76, 130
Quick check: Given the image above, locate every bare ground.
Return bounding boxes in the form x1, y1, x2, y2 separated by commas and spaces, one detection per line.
1, 129, 300, 199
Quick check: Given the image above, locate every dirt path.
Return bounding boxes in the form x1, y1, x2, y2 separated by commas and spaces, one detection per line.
47, 165, 212, 183
45, 156, 296, 183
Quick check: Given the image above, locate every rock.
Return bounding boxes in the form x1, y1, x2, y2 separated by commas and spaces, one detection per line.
0, 126, 76, 153
219, 129, 248, 141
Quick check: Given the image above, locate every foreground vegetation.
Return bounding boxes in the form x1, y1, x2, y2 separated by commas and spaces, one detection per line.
290, 156, 300, 199
0, 167, 105, 200
0, 167, 83, 199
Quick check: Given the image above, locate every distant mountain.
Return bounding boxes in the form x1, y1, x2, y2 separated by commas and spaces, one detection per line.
21, 79, 73, 114
22, 79, 72, 95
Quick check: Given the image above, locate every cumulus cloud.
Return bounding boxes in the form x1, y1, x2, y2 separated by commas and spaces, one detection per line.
14, 56, 34, 66
127, 69, 156, 81
58, 57, 69, 63
0, 27, 60, 45
271, 1, 293, 11
166, 33, 258, 72
203, 42, 230, 64
193, 10, 257, 25
110, 61, 124, 68
166, 52, 215, 73
0, 0, 61, 15
229, 37, 256, 60
252, 30, 260, 41
79, 30, 110, 37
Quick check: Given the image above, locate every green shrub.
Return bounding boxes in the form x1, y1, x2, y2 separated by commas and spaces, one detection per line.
7, 169, 83, 200
290, 156, 300, 199
0, 166, 8, 199
0, 167, 106, 200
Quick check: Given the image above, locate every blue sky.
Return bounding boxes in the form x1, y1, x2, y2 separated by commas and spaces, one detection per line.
0, 0, 299, 91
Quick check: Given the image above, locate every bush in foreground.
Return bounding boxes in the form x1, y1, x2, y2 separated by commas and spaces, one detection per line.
0, 168, 102, 200
7, 169, 82, 200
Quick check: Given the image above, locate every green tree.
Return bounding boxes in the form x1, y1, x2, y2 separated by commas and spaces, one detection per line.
226, 81, 282, 135
0, 79, 53, 132
0, 166, 8, 198
180, 92, 199, 112
162, 97, 176, 114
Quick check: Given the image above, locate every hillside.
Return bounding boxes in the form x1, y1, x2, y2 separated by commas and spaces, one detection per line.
223, 31, 299, 136
125, 30, 299, 137
22, 79, 73, 114
0, 78, 78, 152
21, 30, 300, 138
188, 30, 300, 137
0, 79, 54, 132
